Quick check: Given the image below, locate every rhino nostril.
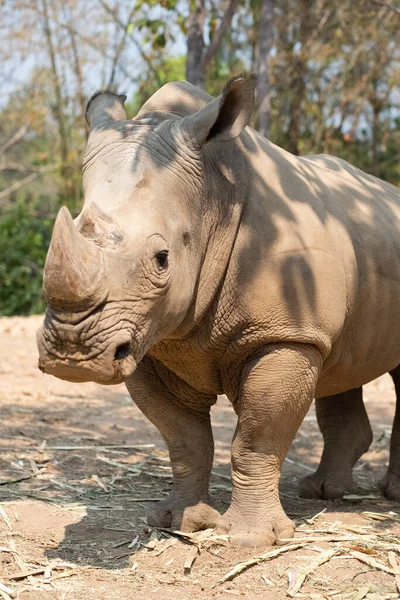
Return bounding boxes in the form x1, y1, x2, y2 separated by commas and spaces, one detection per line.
114, 343, 130, 361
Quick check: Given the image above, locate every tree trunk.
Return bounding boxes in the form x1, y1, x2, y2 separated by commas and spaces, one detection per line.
371, 100, 381, 177
41, 0, 69, 177
286, 0, 310, 155
256, 0, 275, 138
186, 0, 206, 89
63, 0, 87, 138
287, 58, 306, 155
186, 0, 240, 90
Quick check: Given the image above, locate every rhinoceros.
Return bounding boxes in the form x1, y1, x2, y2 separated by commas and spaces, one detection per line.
37, 74, 400, 547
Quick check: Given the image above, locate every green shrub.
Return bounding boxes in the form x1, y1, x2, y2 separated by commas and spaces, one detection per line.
0, 200, 54, 315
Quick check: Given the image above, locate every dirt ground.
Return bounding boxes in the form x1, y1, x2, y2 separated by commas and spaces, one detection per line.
1, 315, 400, 600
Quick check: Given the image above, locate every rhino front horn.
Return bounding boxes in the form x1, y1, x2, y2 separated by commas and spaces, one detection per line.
43, 206, 106, 311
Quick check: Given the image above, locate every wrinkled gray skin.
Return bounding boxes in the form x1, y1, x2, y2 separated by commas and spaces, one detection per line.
37, 75, 400, 547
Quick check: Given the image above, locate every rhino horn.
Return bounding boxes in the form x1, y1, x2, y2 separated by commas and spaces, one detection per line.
43, 206, 105, 310
77, 202, 124, 248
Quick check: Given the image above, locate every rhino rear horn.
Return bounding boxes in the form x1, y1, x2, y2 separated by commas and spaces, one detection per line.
77, 202, 125, 248
43, 206, 106, 311
85, 91, 127, 130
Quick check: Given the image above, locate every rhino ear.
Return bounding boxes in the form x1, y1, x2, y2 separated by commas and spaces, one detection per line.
181, 74, 256, 147
85, 91, 127, 130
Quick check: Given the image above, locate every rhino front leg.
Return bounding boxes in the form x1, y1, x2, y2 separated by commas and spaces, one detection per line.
299, 387, 373, 499
221, 343, 322, 547
379, 364, 400, 500
125, 357, 222, 532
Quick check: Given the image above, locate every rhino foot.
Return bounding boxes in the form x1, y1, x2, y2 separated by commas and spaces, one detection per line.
147, 497, 222, 532
218, 507, 295, 547
379, 471, 400, 501
299, 470, 357, 500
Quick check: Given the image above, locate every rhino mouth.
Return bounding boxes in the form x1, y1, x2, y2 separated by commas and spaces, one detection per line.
37, 324, 137, 385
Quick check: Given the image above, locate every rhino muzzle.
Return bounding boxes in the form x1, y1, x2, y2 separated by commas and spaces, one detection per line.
37, 322, 137, 385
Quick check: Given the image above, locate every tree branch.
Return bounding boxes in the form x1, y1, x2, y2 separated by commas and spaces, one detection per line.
0, 161, 56, 173
41, 0, 69, 169
0, 125, 29, 155
186, 0, 206, 87
98, 0, 163, 87
369, 0, 400, 15
30, 6, 141, 87
201, 0, 240, 69
63, 0, 87, 135
106, 3, 137, 88
0, 173, 40, 205
0, 166, 57, 205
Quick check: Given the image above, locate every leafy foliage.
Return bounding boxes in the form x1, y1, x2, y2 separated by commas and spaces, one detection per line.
129, 56, 187, 114
0, 200, 53, 316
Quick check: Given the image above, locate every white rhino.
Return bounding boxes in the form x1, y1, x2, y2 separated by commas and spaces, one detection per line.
37, 75, 400, 547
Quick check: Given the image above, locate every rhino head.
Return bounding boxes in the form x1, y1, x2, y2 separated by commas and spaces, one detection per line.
36, 75, 255, 385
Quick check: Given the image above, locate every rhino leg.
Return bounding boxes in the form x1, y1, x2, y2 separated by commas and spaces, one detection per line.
125, 357, 222, 532
220, 343, 321, 547
379, 364, 400, 500
299, 387, 372, 499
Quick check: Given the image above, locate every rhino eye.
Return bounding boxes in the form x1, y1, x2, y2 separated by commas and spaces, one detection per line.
155, 250, 169, 270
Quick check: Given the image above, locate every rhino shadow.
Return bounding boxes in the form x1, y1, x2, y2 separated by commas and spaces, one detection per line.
39, 387, 399, 569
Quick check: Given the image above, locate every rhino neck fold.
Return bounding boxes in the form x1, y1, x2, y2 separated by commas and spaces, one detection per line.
170, 149, 248, 339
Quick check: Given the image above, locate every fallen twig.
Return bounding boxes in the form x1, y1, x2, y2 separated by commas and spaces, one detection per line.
0, 508, 12, 531
350, 550, 397, 575
153, 527, 206, 545
287, 548, 337, 597
214, 543, 304, 586
127, 497, 165, 502
280, 535, 374, 544
284, 457, 314, 472
145, 531, 159, 549
306, 507, 327, 525
388, 551, 400, 594
343, 494, 380, 501
152, 537, 178, 557
0, 471, 41, 486
8, 540, 25, 572
362, 511, 400, 522
183, 545, 199, 574
47, 444, 155, 451
96, 456, 141, 472
45, 569, 79, 581
8, 567, 49, 581
128, 535, 140, 549
91, 475, 108, 491
0, 582, 15, 598
351, 586, 370, 600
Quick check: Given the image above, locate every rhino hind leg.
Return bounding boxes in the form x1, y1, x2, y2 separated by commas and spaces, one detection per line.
299, 387, 373, 500
379, 365, 400, 501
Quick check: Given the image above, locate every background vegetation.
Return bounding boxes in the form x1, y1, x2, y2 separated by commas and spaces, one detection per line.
0, 0, 399, 315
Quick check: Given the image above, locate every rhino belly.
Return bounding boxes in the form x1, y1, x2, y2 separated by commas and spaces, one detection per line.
317, 277, 400, 396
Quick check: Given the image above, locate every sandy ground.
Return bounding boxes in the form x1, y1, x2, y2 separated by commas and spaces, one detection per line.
0, 315, 400, 600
